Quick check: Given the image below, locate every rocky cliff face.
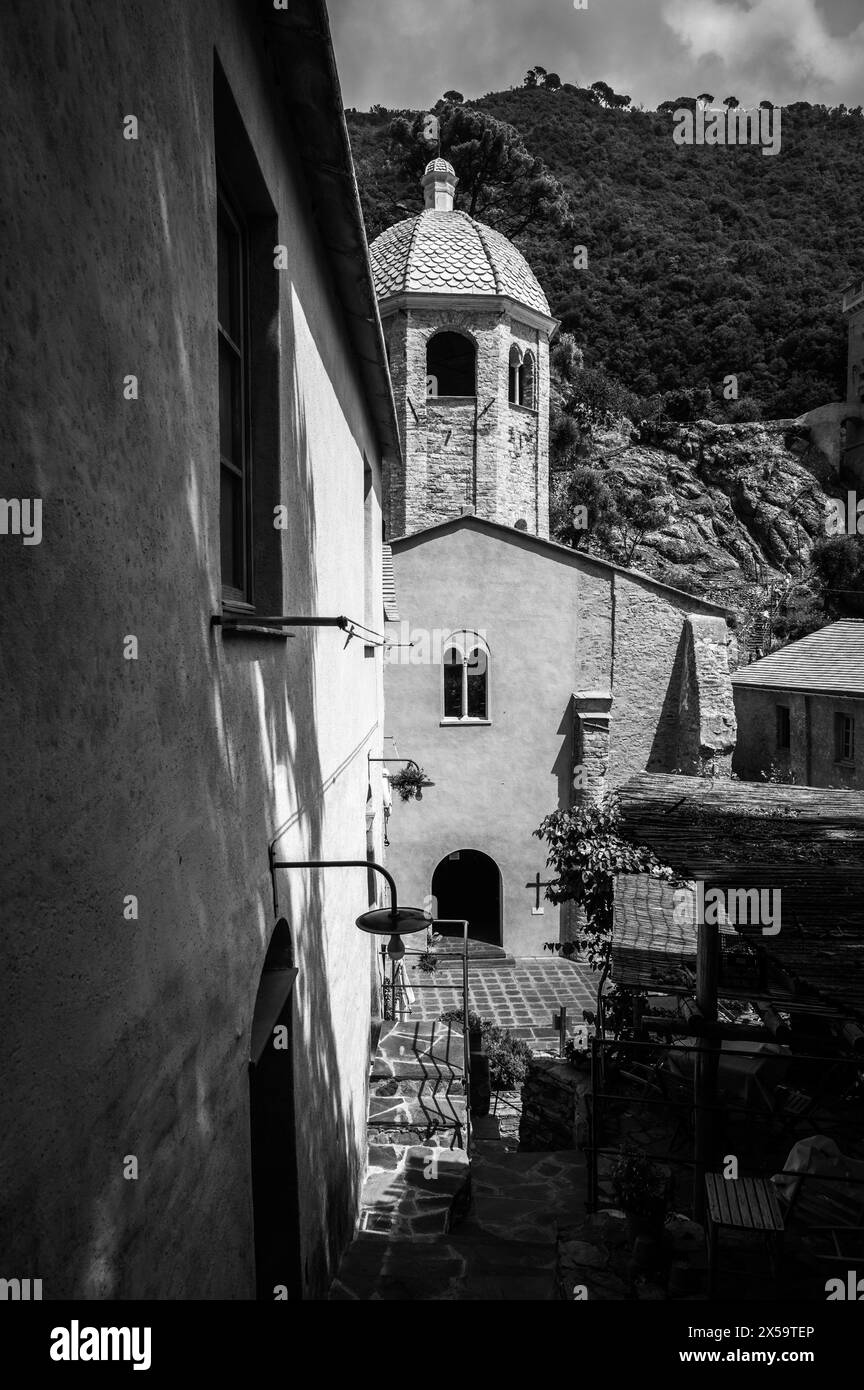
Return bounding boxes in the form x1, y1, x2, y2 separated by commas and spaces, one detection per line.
563, 418, 838, 601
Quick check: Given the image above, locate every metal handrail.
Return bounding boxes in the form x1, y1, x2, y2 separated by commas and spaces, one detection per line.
430, 920, 471, 1152
379, 919, 471, 1151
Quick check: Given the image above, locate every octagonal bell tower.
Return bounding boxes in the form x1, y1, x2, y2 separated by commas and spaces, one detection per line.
369, 159, 558, 539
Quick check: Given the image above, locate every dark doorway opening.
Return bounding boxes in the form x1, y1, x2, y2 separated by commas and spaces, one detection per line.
249, 917, 301, 1300
431, 849, 502, 946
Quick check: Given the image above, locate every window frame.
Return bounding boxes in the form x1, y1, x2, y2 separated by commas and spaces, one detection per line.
217, 174, 253, 608
508, 344, 522, 404
440, 630, 491, 725
520, 349, 537, 410
775, 704, 790, 751
834, 711, 855, 764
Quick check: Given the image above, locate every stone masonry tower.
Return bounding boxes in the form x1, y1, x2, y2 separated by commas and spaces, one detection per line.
369, 159, 558, 539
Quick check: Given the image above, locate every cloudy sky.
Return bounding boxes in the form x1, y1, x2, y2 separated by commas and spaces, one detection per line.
329, 0, 864, 112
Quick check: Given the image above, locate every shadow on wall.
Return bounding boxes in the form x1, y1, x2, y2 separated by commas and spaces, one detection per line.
647, 624, 696, 774
0, 23, 366, 1298
553, 696, 576, 807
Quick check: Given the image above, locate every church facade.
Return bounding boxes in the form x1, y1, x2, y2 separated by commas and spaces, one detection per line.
373, 161, 737, 956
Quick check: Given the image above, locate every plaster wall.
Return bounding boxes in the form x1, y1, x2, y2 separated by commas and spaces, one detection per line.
0, 0, 384, 1300
384, 522, 728, 955
733, 687, 864, 789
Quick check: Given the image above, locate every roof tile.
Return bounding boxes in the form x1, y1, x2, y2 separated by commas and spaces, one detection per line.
369, 210, 550, 316
732, 621, 864, 695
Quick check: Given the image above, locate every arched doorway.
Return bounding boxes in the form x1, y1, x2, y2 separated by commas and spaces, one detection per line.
431, 849, 502, 946
249, 917, 301, 1300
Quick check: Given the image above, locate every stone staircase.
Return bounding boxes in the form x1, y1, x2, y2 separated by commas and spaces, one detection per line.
329, 1020, 590, 1300
358, 1020, 472, 1239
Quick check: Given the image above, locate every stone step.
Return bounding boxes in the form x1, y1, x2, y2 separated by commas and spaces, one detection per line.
371, 1075, 466, 1098
359, 1145, 471, 1238
329, 1234, 467, 1300
371, 1019, 466, 1081
429, 935, 516, 968
368, 1125, 466, 1149
329, 1232, 558, 1300
368, 1091, 468, 1138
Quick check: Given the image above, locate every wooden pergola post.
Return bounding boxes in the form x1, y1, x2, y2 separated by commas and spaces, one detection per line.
694, 917, 721, 1225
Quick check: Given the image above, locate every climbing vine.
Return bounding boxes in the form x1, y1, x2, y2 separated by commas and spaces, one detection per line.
534, 795, 672, 971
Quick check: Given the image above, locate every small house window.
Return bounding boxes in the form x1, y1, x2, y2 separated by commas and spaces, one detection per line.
442, 631, 489, 721
217, 185, 250, 600
426, 331, 476, 396
508, 344, 522, 404
215, 59, 281, 614
520, 350, 536, 409
775, 705, 790, 750
835, 713, 855, 763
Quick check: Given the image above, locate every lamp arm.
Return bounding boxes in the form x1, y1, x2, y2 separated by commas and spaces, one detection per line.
269, 855, 398, 922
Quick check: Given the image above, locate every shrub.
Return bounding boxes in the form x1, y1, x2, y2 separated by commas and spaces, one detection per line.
483, 1025, 534, 1089
439, 1005, 485, 1032
610, 1146, 671, 1218
438, 1006, 534, 1089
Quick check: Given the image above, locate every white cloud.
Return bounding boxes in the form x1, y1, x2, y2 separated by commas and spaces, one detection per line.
663, 0, 864, 97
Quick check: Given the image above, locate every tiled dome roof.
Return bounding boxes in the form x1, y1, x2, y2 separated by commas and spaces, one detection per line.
369, 210, 551, 317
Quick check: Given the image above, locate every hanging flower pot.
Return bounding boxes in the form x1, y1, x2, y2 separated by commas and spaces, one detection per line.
417, 949, 438, 974
388, 766, 432, 801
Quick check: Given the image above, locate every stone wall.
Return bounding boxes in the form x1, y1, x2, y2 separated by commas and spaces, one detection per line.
382, 304, 551, 538
610, 581, 691, 780
426, 398, 476, 521
677, 616, 737, 774
733, 686, 864, 788
519, 1058, 589, 1151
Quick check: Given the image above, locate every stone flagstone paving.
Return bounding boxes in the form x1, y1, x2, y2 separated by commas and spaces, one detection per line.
330, 1144, 588, 1300
405, 957, 598, 1046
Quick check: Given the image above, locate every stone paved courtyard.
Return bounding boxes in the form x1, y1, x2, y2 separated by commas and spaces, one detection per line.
403, 956, 598, 1046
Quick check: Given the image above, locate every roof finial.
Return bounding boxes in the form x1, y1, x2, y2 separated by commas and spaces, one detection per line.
422, 158, 457, 212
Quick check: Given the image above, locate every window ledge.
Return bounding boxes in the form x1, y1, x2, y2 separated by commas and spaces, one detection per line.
509, 402, 538, 415
216, 619, 293, 641
834, 758, 855, 767
439, 718, 491, 726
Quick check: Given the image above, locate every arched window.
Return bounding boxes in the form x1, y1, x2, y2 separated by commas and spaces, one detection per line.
442, 631, 489, 721
508, 344, 522, 404
520, 350, 536, 409
426, 331, 476, 397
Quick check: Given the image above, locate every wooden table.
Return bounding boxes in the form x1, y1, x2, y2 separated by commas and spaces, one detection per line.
705, 1173, 785, 1297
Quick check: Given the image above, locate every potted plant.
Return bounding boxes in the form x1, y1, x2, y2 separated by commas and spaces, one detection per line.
610, 1146, 671, 1244
388, 765, 431, 801
564, 1032, 591, 1073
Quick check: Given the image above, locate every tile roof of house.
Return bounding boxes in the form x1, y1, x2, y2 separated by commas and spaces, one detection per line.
369, 210, 552, 317
731, 621, 864, 696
